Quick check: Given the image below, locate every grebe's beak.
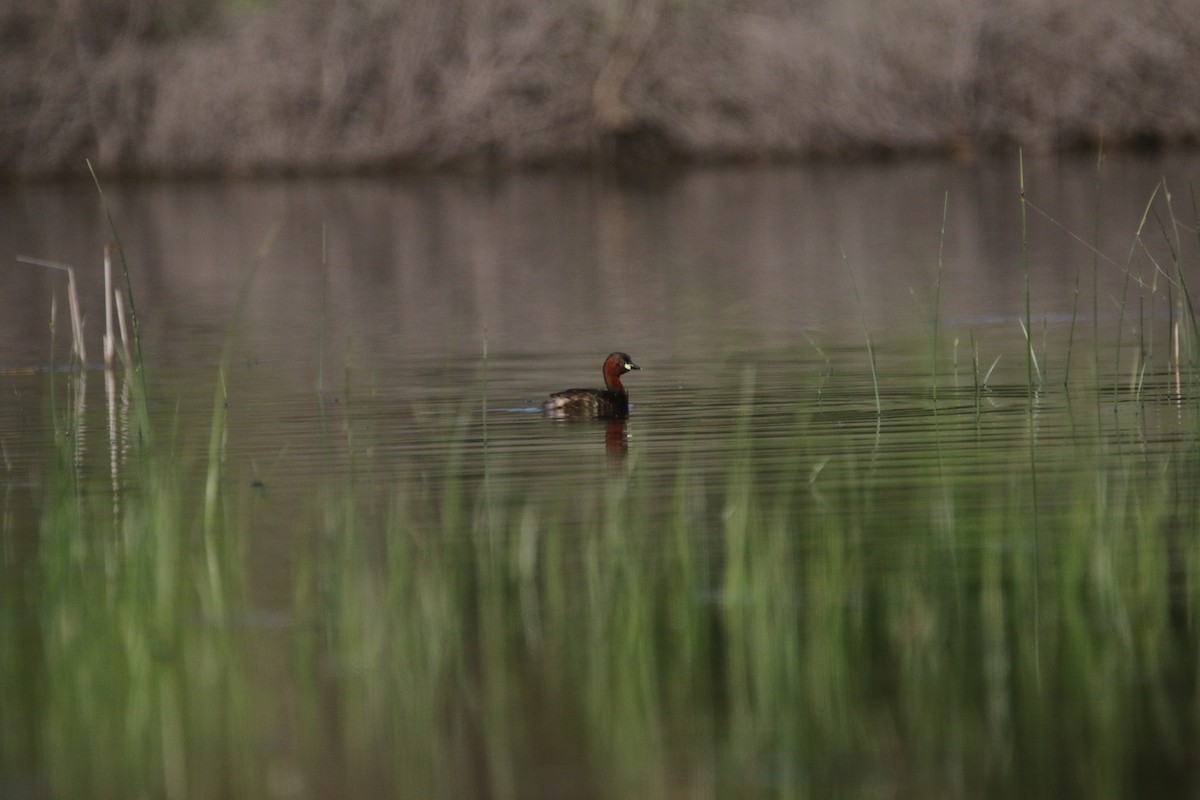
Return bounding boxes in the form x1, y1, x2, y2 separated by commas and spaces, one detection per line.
625, 360, 640, 371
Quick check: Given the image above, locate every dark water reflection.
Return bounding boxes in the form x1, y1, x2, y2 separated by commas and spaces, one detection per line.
4, 153, 1200, 798
2, 152, 1193, 371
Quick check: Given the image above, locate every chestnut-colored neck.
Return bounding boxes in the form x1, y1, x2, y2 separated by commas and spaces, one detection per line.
603, 360, 626, 392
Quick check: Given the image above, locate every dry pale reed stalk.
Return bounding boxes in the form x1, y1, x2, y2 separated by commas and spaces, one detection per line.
16, 256, 87, 367
104, 242, 116, 369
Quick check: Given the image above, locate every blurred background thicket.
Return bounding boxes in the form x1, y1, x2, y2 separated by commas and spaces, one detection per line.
2, 0, 1198, 177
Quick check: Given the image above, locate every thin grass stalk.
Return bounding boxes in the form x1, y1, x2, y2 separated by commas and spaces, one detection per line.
103, 243, 122, 519
49, 293, 58, 422
65, 266, 85, 368
802, 331, 830, 407
315, 223, 340, 497
1019, 152, 1036, 398
970, 331, 980, 418
1188, 183, 1200, 420
73, 370, 87, 476
1018, 149, 1042, 688
1063, 211, 1083, 387
318, 222, 329, 408
87, 162, 149, 403
202, 362, 230, 620
1142, 221, 1159, 395
1041, 316, 1052, 382
983, 354, 1001, 386
932, 192, 962, 623
1174, 321, 1182, 404
1092, 148, 1104, 430
1017, 319, 1042, 384
933, 191, 947, 413
841, 248, 880, 417
202, 389, 233, 522
105, 359, 121, 524
932, 205, 949, 469
482, 328, 489, 453
480, 330, 495, 544
201, 225, 279, 620
1188, 182, 1200, 344
1159, 181, 1199, 372
1113, 184, 1160, 403
114, 289, 134, 371
1135, 296, 1148, 405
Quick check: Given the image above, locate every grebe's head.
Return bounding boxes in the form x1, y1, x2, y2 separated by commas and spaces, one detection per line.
602, 352, 640, 391
605, 352, 640, 374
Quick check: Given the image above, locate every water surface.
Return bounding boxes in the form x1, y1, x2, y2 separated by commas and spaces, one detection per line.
3, 153, 1200, 798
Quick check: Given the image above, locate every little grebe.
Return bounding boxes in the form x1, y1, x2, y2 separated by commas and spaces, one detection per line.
543, 352, 640, 419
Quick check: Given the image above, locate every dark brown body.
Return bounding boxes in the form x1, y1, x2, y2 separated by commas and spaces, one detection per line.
543, 352, 640, 419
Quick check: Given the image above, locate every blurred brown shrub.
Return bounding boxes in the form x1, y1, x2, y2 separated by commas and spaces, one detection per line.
1, 0, 1198, 177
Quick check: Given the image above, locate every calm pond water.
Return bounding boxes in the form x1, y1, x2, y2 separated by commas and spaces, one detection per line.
4, 152, 1200, 798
